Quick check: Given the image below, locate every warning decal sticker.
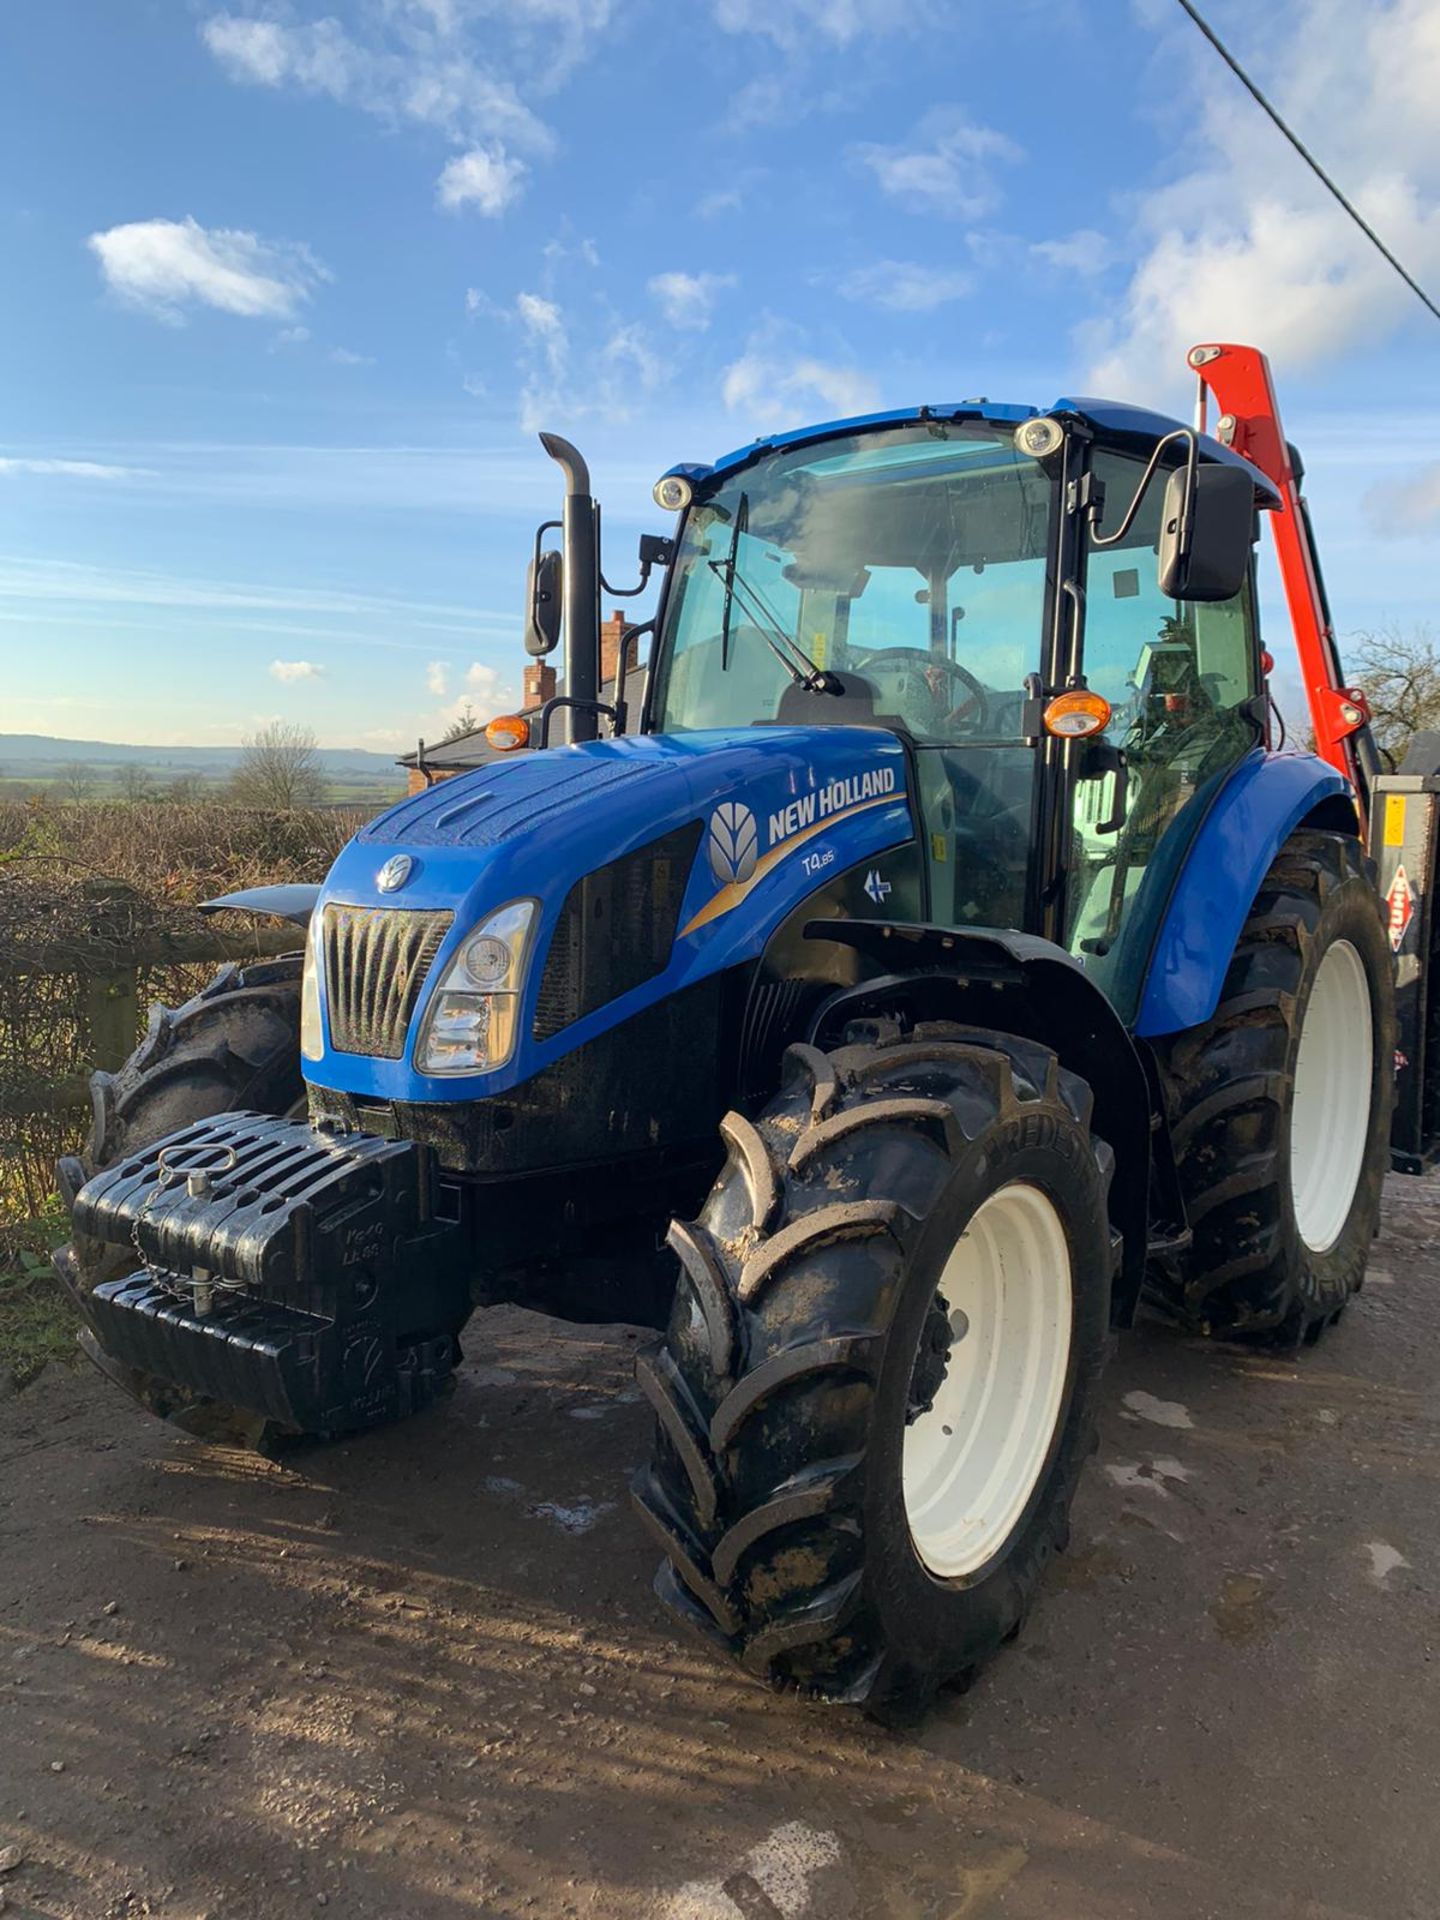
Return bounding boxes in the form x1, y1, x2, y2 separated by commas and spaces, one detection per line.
1386, 864, 1415, 952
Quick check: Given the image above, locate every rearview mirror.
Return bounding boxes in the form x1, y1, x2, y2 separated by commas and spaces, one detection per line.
1158, 463, 1254, 603
526, 547, 563, 656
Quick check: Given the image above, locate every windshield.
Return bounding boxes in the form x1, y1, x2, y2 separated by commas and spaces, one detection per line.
651, 422, 1056, 741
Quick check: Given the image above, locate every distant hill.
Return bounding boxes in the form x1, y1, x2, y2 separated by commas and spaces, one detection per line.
0, 733, 401, 776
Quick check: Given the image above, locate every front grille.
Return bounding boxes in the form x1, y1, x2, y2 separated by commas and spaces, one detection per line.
323, 904, 453, 1057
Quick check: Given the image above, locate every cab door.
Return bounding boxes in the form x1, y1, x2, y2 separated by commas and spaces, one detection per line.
1064, 448, 1264, 1019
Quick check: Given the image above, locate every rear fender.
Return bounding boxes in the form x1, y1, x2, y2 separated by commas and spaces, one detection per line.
802, 921, 1151, 1325
1135, 750, 1353, 1039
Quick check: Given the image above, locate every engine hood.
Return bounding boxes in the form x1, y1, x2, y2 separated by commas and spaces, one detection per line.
309, 726, 913, 1101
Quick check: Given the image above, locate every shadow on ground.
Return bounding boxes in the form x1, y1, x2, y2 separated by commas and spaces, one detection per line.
1, 1174, 1437, 1920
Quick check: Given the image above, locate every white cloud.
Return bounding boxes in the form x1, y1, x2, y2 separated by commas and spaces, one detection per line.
430, 658, 519, 737
712, 0, 922, 50
840, 260, 973, 312
199, 6, 579, 222
1365, 462, 1440, 536
88, 217, 328, 324
437, 146, 526, 214
199, 11, 550, 151
647, 270, 736, 330
1031, 229, 1112, 276
722, 333, 879, 430
1086, 0, 1440, 397
272, 324, 311, 348
855, 111, 1021, 219
427, 660, 450, 696
0, 456, 147, 480
695, 186, 744, 220
268, 658, 325, 681
328, 345, 374, 366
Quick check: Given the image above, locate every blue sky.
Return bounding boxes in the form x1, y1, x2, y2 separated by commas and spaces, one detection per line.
1, 0, 1437, 752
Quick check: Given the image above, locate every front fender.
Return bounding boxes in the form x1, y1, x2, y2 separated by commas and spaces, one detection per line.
1134, 751, 1353, 1039
199, 884, 322, 929
801, 921, 1152, 1325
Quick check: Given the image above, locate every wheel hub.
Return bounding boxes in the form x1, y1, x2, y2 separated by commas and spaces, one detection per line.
902, 1182, 1073, 1580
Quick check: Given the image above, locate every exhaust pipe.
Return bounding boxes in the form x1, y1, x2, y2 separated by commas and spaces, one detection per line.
538, 433, 600, 745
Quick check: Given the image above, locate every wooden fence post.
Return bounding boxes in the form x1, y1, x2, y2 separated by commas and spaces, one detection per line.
82, 967, 140, 1073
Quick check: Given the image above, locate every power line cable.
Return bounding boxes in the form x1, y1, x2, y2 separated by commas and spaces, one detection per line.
1172, 0, 1440, 328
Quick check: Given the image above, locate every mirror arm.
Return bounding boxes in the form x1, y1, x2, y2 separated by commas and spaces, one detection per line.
1089, 429, 1197, 549
599, 561, 653, 599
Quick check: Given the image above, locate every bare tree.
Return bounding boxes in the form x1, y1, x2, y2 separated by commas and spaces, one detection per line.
61, 763, 95, 801
230, 722, 326, 809
1349, 625, 1440, 763
439, 703, 480, 744
164, 773, 206, 804
117, 764, 154, 803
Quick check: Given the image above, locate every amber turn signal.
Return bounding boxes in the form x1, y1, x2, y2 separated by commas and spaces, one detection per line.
1042, 689, 1111, 739
485, 714, 530, 751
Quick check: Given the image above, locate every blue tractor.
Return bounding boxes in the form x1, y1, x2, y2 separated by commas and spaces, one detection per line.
58, 342, 1408, 1723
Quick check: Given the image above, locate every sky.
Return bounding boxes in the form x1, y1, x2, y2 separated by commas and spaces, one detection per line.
1, 0, 1438, 754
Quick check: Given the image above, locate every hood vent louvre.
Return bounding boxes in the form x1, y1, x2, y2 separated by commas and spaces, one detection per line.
533, 821, 702, 1043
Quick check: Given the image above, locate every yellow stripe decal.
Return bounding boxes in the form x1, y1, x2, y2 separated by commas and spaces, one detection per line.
679, 793, 904, 938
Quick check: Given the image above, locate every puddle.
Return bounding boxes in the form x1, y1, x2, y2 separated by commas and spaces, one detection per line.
526, 1498, 615, 1535
1210, 1572, 1278, 1645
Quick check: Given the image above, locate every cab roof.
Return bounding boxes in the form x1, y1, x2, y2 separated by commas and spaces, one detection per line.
663, 396, 1281, 506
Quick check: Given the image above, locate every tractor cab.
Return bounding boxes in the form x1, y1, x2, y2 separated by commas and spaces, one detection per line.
629, 402, 1275, 1021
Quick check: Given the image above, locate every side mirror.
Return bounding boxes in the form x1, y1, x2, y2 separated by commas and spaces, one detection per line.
1158, 462, 1254, 603
526, 547, 563, 656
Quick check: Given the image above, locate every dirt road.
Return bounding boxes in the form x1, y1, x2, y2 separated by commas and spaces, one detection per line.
2, 1173, 1437, 1920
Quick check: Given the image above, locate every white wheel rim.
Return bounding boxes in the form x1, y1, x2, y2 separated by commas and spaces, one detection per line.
1290, 937, 1373, 1254
903, 1182, 1073, 1580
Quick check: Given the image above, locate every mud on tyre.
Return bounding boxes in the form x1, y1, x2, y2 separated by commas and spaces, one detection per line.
633, 1021, 1116, 1724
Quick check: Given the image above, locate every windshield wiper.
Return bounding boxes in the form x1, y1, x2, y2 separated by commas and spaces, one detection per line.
718, 492, 746, 671
707, 501, 838, 694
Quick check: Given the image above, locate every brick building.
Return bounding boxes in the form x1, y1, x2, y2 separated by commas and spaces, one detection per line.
397, 610, 638, 795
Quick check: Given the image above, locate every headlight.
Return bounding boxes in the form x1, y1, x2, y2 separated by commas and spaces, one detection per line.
415, 899, 537, 1076
300, 911, 324, 1061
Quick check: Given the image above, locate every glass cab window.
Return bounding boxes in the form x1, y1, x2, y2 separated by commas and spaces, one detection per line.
1068, 448, 1262, 1014
652, 422, 1057, 930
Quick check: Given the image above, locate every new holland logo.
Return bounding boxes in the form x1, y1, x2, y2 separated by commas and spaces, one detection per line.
376, 854, 414, 893
708, 802, 759, 885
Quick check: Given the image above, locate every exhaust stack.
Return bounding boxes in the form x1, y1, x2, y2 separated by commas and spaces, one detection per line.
538, 432, 600, 745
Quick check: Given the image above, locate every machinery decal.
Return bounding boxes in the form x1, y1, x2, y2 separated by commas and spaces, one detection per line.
683, 766, 904, 938
707, 802, 760, 885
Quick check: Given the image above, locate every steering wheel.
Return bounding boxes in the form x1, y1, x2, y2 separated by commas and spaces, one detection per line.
852, 647, 991, 734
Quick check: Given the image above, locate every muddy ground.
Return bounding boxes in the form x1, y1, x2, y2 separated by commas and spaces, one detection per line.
2, 1173, 1437, 1920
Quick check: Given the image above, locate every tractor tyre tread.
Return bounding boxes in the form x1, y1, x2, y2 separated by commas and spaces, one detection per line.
636, 1025, 1114, 1722
1148, 829, 1394, 1344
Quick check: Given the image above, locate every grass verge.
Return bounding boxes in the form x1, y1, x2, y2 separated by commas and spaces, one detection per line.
0, 1197, 77, 1388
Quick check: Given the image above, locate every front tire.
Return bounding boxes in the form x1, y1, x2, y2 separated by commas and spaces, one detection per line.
1149, 829, 1395, 1343
633, 1023, 1115, 1723
53, 954, 306, 1447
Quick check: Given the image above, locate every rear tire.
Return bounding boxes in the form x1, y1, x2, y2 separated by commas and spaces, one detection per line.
1148, 829, 1395, 1344
633, 1022, 1115, 1724
53, 954, 306, 1447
